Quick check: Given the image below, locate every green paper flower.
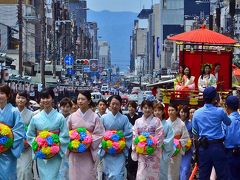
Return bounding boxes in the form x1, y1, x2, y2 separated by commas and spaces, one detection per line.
4, 138, 13, 148
134, 137, 139, 145
101, 140, 107, 149
77, 128, 86, 133
68, 142, 73, 150
146, 147, 155, 155
116, 131, 124, 138
51, 134, 60, 143
32, 141, 38, 151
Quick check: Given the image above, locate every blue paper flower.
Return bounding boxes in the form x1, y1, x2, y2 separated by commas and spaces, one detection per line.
141, 132, 150, 138
0, 136, 8, 145
108, 147, 116, 154
80, 132, 87, 141
147, 138, 153, 146
46, 136, 53, 146
36, 151, 46, 159
77, 144, 87, 153
111, 134, 120, 142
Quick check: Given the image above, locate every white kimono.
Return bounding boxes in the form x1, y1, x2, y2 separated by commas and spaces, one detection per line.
198, 74, 217, 92
167, 118, 189, 180
17, 107, 34, 180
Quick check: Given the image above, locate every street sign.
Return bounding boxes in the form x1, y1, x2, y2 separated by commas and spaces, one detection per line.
90, 59, 98, 72
83, 67, 90, 72
64, 55, 74, 65
67, 69, 75, 75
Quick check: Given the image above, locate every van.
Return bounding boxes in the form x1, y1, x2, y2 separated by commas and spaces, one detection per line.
91, 92, 103, 103
101, 84, 109, 94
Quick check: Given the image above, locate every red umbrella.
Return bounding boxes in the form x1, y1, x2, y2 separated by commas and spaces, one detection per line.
168, 25, 237, 44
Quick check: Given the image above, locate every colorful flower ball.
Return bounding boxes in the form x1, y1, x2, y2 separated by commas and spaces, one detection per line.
0, 122, 14, 153
183, 138, 192, 152
102, 130, 126, 154
32, 130, 60, 159
172, 139, 181, 157
134, 132, 158, 155
68, 128, 92, 153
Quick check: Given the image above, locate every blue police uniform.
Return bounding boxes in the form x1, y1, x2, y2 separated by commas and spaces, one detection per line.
192, 87, 231, 180
180, 120, 192, 180
223, 96, 240, 180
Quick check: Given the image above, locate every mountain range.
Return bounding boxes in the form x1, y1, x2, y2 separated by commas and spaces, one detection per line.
88, 10, 138, 71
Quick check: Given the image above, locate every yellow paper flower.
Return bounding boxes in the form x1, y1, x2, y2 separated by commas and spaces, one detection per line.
0, 126, 11, 135
39, 131, 50, 138
136, 146, 144, 154
106, 140, 113, 148
41, 147, 51, 155
185, 138, 192, 148
118, 140, 126, 149
71, 140, 80, 149
138, 135, 146, 142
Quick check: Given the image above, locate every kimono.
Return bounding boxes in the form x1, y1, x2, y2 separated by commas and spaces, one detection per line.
180, 120, 193, 180
132, 115, 164, 180
68, 109, 105, 180
176, 75, 195, 91
27, 109, 69, 180
167, 118, 190, 180
198, 74, 217, 92
160, 119, 174, 180
0, 103, 25, 180
99, 111, 133, 180
17, 107, 34, 180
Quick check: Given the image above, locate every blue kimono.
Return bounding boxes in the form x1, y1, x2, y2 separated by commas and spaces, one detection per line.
0, 103, 25, 180
160, 119, 174, 180
27, 109, 69, 180
99, 112, 133, 180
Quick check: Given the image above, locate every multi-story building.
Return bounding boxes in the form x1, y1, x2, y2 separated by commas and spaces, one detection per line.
0, 0, 36, 75
130, 20, 148, 75
98, 40, 111, 72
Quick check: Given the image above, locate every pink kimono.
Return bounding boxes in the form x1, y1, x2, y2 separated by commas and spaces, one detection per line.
132, 115, 164, 180
68, 109, 105, 180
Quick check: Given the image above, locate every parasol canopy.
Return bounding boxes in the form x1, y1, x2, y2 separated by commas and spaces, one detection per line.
168, 25, 237, 44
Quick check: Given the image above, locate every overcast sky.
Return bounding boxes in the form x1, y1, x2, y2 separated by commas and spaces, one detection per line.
87, 0, 156, 12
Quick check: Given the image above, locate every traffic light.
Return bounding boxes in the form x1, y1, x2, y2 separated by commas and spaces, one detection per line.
76, 59, 89, 65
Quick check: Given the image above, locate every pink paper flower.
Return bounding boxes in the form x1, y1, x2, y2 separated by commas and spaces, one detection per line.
152, 137, 158, 145
83, 136, 92, 144
104, 131, 114, 139
36, 137, 47, 146
70, 131, 79, 140
138, 142, 146, 148
50, 146, 60, 154
112, 142, 120, 150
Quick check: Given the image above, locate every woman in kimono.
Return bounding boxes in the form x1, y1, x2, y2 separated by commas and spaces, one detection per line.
15, 91, 34, 180
27, 88, 69, 180
58, 97, 73, 180
132, 100, 164, 180
0, 84, 25, 180
68, 91, 105, 180
99, 95, 133, 179
153, 102, 174, 180
174, 65, 184, 90
179, 105, 192, 180
176, 66, 195, 91
198, 64, 217, 92
167, 104, 190, 180
125, 101, 139, 180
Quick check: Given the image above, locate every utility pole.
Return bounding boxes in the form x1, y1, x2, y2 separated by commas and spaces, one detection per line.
52, 1, 56, 78
18, 0, 23, 76
41, 0, 46, 87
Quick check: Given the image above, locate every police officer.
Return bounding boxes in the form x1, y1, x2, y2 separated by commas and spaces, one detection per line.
224, 95, 240, 179
192, 86, 231, 180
